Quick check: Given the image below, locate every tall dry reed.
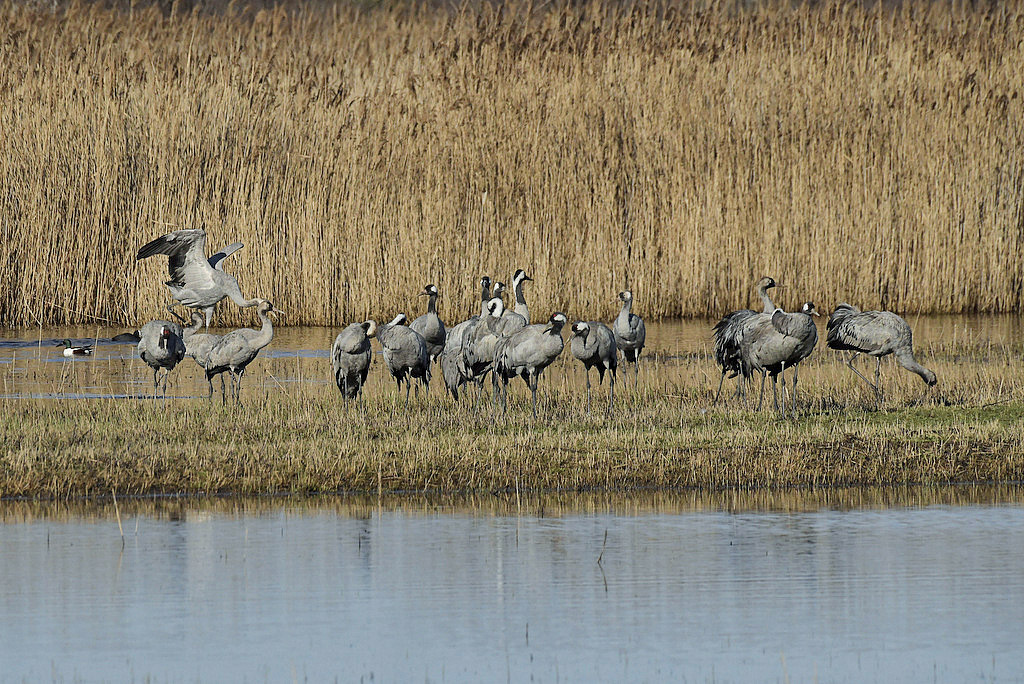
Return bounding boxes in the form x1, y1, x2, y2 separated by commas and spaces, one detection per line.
1, 0, 1022, 327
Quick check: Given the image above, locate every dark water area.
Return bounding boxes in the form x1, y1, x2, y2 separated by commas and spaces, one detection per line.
1, 488, 1023, 683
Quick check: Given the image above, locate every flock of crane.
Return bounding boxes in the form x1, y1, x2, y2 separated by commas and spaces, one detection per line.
117, 229, 936, 415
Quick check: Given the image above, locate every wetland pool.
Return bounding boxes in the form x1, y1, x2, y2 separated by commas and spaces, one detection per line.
0, 315, 1020, 401
1, 487, 1022, 683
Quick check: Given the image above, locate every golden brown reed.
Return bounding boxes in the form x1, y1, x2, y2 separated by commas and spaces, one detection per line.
0, 1, 1023, 327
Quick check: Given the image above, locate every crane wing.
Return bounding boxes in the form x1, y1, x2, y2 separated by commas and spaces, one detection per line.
136, 229, 209, 285
771, 310, 805, 339
209, 242, 244, 271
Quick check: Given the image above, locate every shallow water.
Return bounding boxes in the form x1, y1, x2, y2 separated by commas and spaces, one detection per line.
0, 315, 1019, 400
1, 487, 1023, 683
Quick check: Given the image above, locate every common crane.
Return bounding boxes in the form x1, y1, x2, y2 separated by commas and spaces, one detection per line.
826, 304, 936, 405
569, 321, 618, 414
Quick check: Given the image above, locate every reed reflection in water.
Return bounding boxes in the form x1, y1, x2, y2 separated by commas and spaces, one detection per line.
1, 487, 1022, 682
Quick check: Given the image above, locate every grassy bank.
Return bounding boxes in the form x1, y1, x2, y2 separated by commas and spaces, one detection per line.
2, 391, 1022, 498
1, 1, 1023, 326
3, 315, 1022, 498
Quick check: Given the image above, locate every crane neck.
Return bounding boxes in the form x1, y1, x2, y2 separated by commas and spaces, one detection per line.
757, 285, 776, 314
252, 310, 275, 350
617, 299, 632, 324
895, 348, 935, 385
426, 293, 437, 315
480, 286, 492, 317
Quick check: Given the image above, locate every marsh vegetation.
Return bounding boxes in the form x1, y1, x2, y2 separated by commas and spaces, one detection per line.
0, 0, 1022, 326
1, 318, 1022, 497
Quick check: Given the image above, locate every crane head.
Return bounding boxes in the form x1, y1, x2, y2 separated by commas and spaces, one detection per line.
545, 312, 568, 334
486, 298, 504, 317
801, 302, 820, 317
570, 321, 590, 337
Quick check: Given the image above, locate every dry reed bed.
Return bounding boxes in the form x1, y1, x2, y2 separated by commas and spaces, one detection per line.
2, 338, 1023, 497
1, 1, 1023, 326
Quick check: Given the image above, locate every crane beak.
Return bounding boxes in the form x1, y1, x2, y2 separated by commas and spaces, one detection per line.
812, 311, 820, 317
272, 308, 286, 317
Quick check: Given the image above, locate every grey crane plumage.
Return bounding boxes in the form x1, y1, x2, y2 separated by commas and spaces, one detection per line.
332, 320, 377, 400
463, 298, 527, 404
136, 319, 187, 398
494, 312, 568, 419
613, 290, 646, 385
712, 276, 778, 403
741, 302, 820, 417
204, 299, 283, 403
180, 311, 228, 399
376, 314, 431, 407
440, 276, 492, 400
826, 303, 937, 404
136, 228, 257, 328
570, 321, 618, 414
409, 284, 446, 362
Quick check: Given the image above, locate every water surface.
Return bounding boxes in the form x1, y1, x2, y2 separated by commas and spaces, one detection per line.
2, 487, 1022, 683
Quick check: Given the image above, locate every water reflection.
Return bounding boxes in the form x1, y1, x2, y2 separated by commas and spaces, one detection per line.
1, 487, 1022, 682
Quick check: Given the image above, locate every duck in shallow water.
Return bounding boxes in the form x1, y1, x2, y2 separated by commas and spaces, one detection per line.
59, 339, 94, 357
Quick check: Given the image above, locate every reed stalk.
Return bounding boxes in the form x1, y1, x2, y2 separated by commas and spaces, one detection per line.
0, 0, 1022, 326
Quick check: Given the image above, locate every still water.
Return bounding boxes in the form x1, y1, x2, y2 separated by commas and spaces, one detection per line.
2, 488, 1023, 683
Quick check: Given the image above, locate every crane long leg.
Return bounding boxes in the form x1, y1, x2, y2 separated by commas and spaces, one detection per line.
779, 362, 787, 417
608, 370, 615, 416
792, 365, 799, 419
714, 371, 726, 404
585, 368, 592, 414
846, 352, 882, 402
404, 377, 411, 410
530, 370, 538, 420
874, 357, 883, 406
757, 371, 767, 411
772, 374, 779, 412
